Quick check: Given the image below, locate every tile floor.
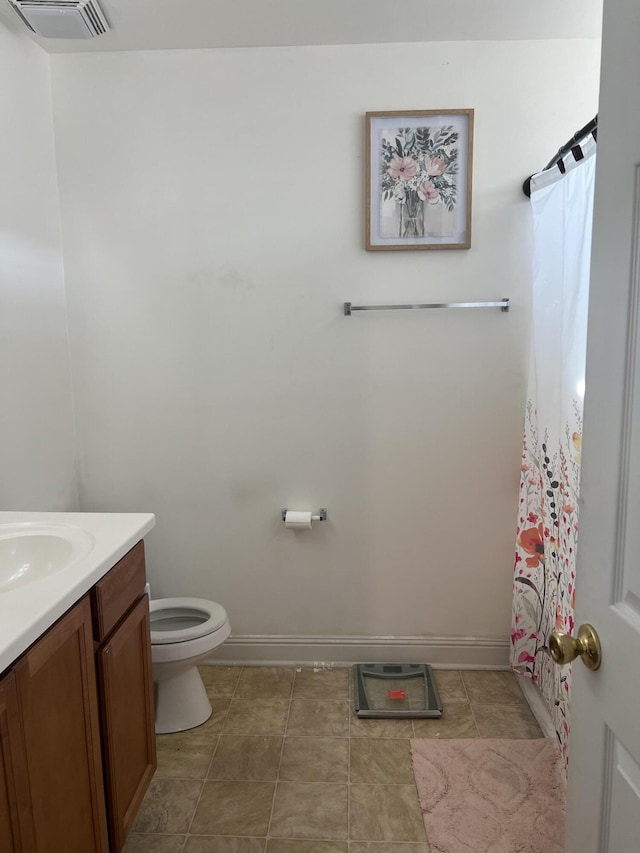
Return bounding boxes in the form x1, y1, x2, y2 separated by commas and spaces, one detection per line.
125, 666, 543, 853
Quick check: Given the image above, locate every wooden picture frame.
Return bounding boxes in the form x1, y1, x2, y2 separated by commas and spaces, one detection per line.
366, 109, 474, 251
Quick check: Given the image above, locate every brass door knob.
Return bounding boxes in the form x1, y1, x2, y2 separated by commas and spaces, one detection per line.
549, 623, 602, 670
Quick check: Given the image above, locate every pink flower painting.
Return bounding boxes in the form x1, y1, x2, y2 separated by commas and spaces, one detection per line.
417, 180, 440, 204
387, 155, 418, 180
425, 155, 447, 176
377, 119, 461, 240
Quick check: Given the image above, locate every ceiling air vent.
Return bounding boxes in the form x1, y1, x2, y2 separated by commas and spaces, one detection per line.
8, 0, 110, 38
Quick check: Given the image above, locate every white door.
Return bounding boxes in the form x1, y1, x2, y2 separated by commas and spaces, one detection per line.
564, 1, 640, 850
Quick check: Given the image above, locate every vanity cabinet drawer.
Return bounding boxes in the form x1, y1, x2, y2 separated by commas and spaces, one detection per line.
92, 541, 146, 643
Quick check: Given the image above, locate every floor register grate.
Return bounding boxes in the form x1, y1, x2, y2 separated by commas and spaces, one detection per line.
353, 663, 443, 718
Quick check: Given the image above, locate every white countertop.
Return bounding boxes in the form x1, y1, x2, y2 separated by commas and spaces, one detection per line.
0, 511, 155, 673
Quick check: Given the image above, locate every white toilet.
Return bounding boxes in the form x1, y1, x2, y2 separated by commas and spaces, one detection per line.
149, 597, 231, 734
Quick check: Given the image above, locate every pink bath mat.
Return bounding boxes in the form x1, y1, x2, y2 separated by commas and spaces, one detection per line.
410, 738, 566, 853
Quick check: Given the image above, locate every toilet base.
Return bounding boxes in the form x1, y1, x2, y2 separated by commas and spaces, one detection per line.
154, 665, 212, 734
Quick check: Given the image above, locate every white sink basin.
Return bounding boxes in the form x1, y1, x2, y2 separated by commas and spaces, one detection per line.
0, 523, 95, 593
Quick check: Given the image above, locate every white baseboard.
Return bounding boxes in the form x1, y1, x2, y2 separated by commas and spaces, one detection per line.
205, 633, 510, 668
517, 675, 558, 739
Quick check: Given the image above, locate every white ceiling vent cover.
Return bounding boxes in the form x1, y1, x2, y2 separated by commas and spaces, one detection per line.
8, 0, 109, 38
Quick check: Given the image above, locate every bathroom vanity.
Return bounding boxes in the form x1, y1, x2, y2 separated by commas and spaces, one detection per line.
0, 512, 156, 853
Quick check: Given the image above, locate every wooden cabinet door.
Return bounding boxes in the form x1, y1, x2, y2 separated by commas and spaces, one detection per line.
97, 595, 156, 852
13, 596, 109, 853
0, 673, 35, 853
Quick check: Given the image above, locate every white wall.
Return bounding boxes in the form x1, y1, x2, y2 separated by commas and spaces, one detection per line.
0, 22, 77, 510
50, 39, 600, 662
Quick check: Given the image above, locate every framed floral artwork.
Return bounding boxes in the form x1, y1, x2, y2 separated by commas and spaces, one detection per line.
366, 109, 474, 251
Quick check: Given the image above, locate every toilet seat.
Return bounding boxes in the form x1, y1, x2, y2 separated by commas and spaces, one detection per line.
150, 597, 228, 644
149, 596, 231, 733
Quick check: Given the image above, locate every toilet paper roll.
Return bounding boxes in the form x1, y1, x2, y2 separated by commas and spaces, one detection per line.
285, 511, 313, 529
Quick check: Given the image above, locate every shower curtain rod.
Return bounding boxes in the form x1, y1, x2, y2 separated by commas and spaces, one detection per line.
522, 114, 598, 198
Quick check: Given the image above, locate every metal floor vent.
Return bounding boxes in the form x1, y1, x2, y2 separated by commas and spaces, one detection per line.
353, 663, 443, 718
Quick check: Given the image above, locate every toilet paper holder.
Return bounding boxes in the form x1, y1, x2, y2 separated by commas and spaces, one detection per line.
281, 508, 328, 522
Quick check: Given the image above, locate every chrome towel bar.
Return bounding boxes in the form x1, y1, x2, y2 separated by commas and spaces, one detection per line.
343, 298, 510, 315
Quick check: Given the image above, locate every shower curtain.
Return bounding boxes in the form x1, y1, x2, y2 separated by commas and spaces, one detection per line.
510, 139, 596, 769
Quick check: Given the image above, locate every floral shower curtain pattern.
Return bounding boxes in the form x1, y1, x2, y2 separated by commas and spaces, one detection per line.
510, 140, 596, 769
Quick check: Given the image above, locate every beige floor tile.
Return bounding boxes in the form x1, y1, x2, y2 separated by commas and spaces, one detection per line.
223, 698, 290, 735
190, 780, 275, 836
286, 700, 349, 737
472, 703, 544, 738
269, 781, 348, 840
209, 735, 283, 780
293, 668, 350, 699
155, 732, 219, 779
279, 737, 348, 782
461, 670, 526, 704
433, 670, 467, 701
349, 784, 427, 843
349, 711, 414, 739
153, 699, 229, 745
349, 845, 430, 852
123, 835, 185, 852
132, 778, 202, 834
185, 697, 233, 734
199, 665, 242, 696
137, 664, 546, 853
236, 667, 295, 698
209, 696, 234, 728
350, 738, 414, 784
412, 701, 477, 739
184, 837, 266, 852
266, 842, 348, 853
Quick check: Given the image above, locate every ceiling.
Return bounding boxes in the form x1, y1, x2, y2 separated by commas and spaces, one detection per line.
0, 0, 603, 53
